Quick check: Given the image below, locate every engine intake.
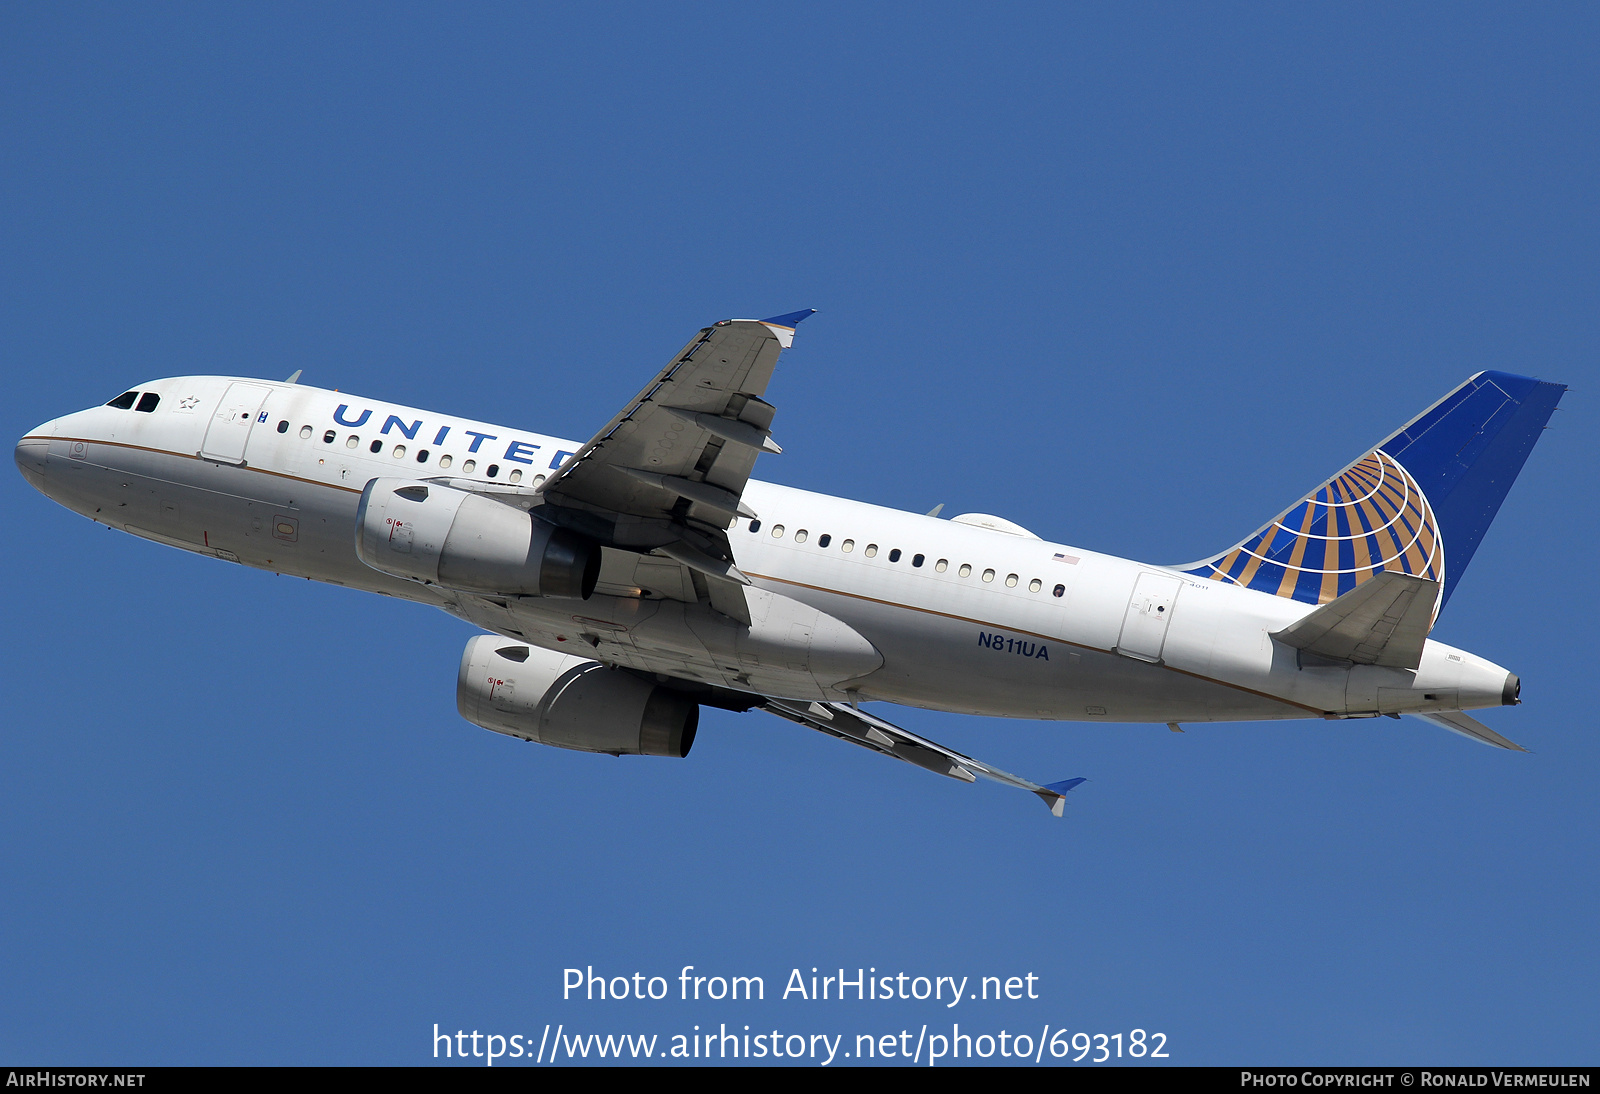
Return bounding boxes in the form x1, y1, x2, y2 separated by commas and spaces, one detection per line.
457, 636, 698, 757
356, 478, 599, 598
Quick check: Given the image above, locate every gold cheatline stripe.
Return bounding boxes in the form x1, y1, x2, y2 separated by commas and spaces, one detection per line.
1234, 523, 1277, 587
44, 433, 1323, 717
1365, 474, 1410, 569
1274, 499, 1320, 598
1316, 482, 1346, 603
46, 436, 365, 495
743, 570, 1324, 716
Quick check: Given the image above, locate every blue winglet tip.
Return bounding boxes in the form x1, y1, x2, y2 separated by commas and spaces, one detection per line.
760, 309, 816, 328
1044, 778, 1087, 795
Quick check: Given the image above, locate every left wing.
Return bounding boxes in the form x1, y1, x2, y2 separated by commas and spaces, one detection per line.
533, 311, 814, 624
761, 698, 1086, 816
1412, 710, 1528, 751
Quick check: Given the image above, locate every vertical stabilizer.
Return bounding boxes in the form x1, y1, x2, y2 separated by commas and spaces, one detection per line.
1181, 372, 1565, 609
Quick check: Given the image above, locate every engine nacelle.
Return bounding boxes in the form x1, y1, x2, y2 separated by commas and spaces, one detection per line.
457, 635, 698, 757
356, 478, 599, 598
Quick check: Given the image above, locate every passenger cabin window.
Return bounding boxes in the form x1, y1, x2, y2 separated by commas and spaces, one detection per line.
748, 520, 762, 533
508, 468, 521, 482
370, 440, 383, 453
841, 539, 854, 553
392, 444, 407, 458
486, 464, 499, 478
1005, 574, 1019, 587
889, 549, 902, 562
276, 420, 289, 433
982, 569, 995, 583
462, 459, 476, 473
935, 559, 948, 572
346, 436, 359, 448
135, 393, 160, 413
818, 534, 831, 548
794, 530, 808, 543
771, 525, 785, 538
439, 455, 453, 469
1029, 578, 1043, 593
959, 563, 972, 577
418, 449, 430, 463
1053, 584, 1065, 598
864, 544, 878, 557
912, 553, 924, 567
299, 425, 313, 439
322, 430, 336, 443
533, 474, 544, 486
106, 391, 138, 409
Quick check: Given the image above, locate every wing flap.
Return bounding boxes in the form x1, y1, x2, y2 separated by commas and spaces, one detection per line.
762, 699, 1083, 816
1271, 570, 1440, 670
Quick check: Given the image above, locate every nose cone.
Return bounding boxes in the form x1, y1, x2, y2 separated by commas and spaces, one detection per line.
15, 423, 53, 491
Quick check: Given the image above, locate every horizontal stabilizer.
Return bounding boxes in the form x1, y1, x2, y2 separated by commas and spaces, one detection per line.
762, 699, 1082, 816
1413, 710, 1528, 752
1271, 570, 1439, 670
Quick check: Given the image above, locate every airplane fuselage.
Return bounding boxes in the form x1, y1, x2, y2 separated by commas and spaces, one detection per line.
17, 375, 1517, 727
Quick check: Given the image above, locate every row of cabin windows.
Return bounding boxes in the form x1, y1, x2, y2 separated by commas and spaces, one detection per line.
747, 519, 1066, 598
276, 420, 547, 485
105, 391, 160, 413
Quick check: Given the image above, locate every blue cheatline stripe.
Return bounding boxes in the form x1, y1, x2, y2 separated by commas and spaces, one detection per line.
1179, 370, 1564, 611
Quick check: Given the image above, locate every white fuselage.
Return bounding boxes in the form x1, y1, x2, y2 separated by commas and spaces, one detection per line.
17, 376, 1516, 724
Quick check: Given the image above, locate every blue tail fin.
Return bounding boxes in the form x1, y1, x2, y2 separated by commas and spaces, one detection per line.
1181, 371, 1565, 610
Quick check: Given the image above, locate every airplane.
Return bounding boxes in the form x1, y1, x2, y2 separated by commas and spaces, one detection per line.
14, 312, 1566, 815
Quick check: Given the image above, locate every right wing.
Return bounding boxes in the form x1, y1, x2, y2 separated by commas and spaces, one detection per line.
761, 698, 1086, 817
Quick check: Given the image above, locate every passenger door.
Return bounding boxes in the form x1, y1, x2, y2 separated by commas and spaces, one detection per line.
201, 382, 272, 465
1115, 571, 1183, 663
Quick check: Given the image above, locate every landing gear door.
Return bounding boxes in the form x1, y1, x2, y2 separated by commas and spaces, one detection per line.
1115, 571, 1182, 664
201, 382, 273, 465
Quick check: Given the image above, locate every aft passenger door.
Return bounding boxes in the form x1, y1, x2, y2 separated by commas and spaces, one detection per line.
201, 382, 272, 465
1115, 571, 1182, 663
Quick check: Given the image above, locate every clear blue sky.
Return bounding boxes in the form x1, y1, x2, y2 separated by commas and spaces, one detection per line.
3, 3, 1595, 1066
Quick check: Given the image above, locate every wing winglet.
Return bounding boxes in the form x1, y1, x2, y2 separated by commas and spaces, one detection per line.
755, 309, 816, 348
1036, 777, 1088, 817
760, 309, 816, 328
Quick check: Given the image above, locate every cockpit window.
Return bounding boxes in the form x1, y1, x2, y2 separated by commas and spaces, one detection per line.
134, 392, 160, 413
106, 391, 139, 409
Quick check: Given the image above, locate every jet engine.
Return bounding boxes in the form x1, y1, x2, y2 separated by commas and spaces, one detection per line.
457, 635, 698, 757
356, 478, 599, 598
